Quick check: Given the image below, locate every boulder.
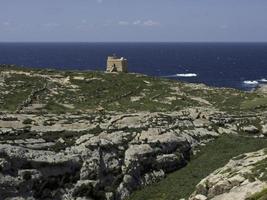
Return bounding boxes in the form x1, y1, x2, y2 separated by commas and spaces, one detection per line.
191, 194, 207, 200
155, 154, 183, 172
138, 128, 188, 153
262, 124, 267, 135
124, 144, 155, 168
241, 125, 259, 134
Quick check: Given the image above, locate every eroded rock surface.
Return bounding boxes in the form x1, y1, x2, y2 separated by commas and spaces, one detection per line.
0, 67, 267, 200
189, 149, 267, 200
0, 110, 218, 200
0, 109, 266, 200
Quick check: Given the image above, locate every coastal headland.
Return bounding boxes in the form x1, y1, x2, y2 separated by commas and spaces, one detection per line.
0, 65, 267, 200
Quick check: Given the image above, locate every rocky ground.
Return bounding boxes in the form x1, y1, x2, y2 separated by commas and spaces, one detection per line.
0, 110, 217, 200
189, 149, 267, 200
0, 65, 267, 200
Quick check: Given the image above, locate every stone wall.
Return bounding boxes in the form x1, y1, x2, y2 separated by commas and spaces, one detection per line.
106, 56, 128, 73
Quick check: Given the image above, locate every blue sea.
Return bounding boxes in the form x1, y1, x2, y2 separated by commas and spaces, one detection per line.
0, 42, 267, 91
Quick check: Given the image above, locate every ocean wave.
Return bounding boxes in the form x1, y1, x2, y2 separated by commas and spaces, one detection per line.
243, 80, 259, 85
259, 78, 267, 82
176, 73, 198, 77
164, 73, 197, 78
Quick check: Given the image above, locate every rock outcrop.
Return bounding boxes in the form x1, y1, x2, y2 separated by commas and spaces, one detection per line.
1, 66, 267, 200
0, 110, 224, 200
189, 149, 267, 200
0, 108, 266, 200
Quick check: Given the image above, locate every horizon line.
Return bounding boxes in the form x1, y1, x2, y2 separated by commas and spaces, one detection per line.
1, 41, 267, 43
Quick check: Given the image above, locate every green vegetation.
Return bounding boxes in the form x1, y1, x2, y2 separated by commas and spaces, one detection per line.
0, 127, 37, 141
249, 158, 267, 182
241, 96, 267, 110
0, 73, 44, 111
129, 135, 267, 200
44, 101, 73, 114
179, 85, 265, 113
246, 188, 267, 200
1, 66, 267, 199
0, 65, 266, 114
22, 118, 34, 125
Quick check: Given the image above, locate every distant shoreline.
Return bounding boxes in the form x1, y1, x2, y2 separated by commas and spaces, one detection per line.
0, 42, 266, 91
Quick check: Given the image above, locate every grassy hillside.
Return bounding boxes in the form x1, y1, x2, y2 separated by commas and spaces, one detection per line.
0, 65, 266, 114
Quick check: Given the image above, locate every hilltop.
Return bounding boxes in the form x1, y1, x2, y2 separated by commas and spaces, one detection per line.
0, 64, 266, 114
0, 65, 267, 200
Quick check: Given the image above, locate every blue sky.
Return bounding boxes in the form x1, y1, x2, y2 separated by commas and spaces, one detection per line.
0, 0, 267, 42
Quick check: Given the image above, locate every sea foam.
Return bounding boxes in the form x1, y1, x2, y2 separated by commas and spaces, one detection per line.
176, 73, 198, 77
243, 80, 259, 85
259, 78, 267, 82
164, 73, 198, 78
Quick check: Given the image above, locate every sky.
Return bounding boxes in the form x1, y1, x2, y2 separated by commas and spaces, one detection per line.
0, 0, 267, 42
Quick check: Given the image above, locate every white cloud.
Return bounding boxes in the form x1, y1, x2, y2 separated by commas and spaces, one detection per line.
143, 20, 160, 26
133, 20, 141, 25
118, 21, 129, 26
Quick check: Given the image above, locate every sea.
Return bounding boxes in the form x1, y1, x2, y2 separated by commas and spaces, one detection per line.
0, 42, 267, 91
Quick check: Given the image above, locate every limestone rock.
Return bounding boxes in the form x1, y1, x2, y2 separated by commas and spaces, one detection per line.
189, 149, 267, 200
1, 109, 259, 200
0, 158, 11, 172
124, 144, 154, 168
262, 124, 267, 135
155, 154, 183, 173
141, 170, 165, 186
80, 154, 100, 180
241, 125, 259, 134
191, 194, 207, 200
72, 180, 98, 198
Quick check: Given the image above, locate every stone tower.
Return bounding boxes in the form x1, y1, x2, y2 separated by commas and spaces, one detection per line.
106, 55, 128, 73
